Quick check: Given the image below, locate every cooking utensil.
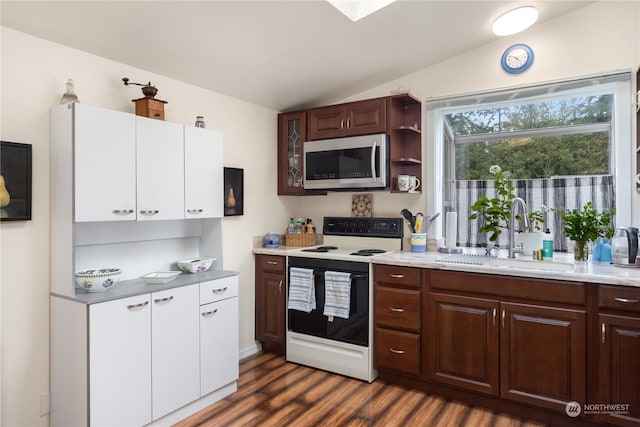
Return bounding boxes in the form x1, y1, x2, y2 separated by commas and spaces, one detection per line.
414, 213, 424, 233
401, 209, 415, 232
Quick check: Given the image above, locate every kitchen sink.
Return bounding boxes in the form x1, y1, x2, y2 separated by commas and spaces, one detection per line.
486, 257, 574, 272
436, 253, 574, 272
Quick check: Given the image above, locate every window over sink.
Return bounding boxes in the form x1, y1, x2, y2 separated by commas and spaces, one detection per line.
428, 72, 632, 250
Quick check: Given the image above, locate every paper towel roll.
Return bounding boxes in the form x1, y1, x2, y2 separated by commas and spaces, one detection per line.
445, 212, 457, 248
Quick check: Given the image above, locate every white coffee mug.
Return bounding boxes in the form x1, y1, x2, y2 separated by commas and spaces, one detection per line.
409, 176, 421, 191
398, 175, 410, 191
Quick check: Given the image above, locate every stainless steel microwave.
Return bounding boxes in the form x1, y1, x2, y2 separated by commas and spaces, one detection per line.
303, 133, 388, 191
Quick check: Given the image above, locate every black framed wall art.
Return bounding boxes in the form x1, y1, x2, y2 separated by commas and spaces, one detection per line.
0, 141, 32, 221
224, 167, 244, 216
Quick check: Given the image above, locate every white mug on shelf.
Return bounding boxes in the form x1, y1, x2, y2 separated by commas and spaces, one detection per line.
409, 176, 421, 191
397, 175, 410, 191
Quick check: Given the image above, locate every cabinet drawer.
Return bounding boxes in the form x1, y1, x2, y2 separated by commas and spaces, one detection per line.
200, 276, 238, 305
257, 255, 285, 274
375, 328, 420, 376
599, 285, 640, 313
375, 286, 421, 332
374, 265, 421, 289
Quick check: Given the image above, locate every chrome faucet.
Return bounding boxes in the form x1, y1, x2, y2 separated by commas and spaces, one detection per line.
508, 197, 531, 258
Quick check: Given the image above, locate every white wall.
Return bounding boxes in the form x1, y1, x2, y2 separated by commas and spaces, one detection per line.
295, 1, 640, 237
0, 26, 295, 426
0, 1, 638, 426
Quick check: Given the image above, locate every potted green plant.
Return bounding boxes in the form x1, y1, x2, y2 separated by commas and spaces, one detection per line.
556, 201, 615, 261
469, 165, 544, 244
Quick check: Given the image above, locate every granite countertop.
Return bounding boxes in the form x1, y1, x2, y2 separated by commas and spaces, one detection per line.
253, 242, 640, 288
54, 269, 239, 305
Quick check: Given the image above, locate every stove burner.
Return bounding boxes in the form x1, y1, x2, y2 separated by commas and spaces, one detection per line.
350, 249, 387, 256
302, 245, 339, 253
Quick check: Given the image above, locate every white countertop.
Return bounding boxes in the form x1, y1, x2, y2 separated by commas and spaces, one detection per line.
253, 243, 640, 288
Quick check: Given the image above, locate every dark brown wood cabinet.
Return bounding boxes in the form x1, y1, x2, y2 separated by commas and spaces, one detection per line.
373, 265, 422, 378
597, 285, 640, 426
429, 292, 500, 395
255, 254, 286, 354
278, 111, 328, 196
307, 98, 387, 140
428, 270, 586, 415
387, 94, 422, 193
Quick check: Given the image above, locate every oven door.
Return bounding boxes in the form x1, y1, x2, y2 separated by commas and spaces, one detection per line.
287, 257, 370, 347
303, 133, 388, 190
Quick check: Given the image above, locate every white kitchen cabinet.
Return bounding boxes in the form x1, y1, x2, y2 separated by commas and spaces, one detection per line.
200, 276, 239, 395
72, 103, 137, 222
136, 116, 185, 221
184, 126, 224, 218
89, 294, 152, 426
151, 284, 200, 419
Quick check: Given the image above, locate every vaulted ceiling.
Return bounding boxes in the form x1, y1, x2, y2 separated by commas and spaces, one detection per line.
1, 1, 591, 111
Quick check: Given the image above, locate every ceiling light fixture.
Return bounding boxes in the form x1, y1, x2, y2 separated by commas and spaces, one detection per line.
492, 6, 538, 36
327, 0, 396, 22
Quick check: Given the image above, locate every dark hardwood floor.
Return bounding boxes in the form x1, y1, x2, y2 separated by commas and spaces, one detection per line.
175, 352, 548, 427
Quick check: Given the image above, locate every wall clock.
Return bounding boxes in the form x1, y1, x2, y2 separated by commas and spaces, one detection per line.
501, 44, 534, 75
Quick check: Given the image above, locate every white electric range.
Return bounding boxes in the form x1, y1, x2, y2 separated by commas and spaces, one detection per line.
286, 217, 403, 382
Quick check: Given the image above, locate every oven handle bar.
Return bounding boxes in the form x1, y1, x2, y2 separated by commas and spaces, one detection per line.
309, 271, 367, 280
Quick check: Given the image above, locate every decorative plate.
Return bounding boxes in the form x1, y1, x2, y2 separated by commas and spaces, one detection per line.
352, 194, 373, 217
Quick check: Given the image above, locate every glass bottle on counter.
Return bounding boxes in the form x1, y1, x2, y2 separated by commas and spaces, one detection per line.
287, 218, 296, 234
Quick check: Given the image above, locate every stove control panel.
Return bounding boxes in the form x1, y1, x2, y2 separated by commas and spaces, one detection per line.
323, 217, 403, 238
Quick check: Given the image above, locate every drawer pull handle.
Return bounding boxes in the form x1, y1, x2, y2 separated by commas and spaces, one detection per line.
112, 209, 134, 215
127, 301, 149, 310
267, 261, 278, 265
389, 348, 405, 354
614, 297, 639, 303
187, 209, 203, 214
212, 287, 228, 293
140, 210, 159, 215
202, 308, 218, 317
389, 307, 405, 313
602, 322, 606, 344
389, 274, 405, 279
154, 296, 174, 304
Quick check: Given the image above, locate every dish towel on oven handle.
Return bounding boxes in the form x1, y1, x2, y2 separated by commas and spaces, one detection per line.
287, 267, 316, 312
323, 271, 351, 321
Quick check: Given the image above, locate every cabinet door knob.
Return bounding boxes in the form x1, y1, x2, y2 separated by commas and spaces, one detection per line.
212, 287, 228, 294
112, 209, 134, 215
154, 295, 174, 304
279, 280, 283, 294
202, 308, 218, 317
187, 209, 203, 214
140, 210, 159, 215
501, 309, 506, 329
492, 308, 497, 327
389, 348, 405, 354
127, 301, 149, 310
389, 307, 405, 313
601, 322, 606, 344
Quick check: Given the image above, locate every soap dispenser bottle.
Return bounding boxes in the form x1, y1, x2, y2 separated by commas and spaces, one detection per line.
542, 228, 553, 259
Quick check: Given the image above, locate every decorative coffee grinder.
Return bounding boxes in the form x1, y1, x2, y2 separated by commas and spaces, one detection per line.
122, 77, 167, 120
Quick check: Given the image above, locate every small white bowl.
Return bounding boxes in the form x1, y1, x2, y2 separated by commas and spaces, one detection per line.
75, 268, 122, 292
176, 257, 215, 273
140, 271, 181, 284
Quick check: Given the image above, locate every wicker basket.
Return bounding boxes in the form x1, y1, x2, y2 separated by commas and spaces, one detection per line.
285, 232, 316, 247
